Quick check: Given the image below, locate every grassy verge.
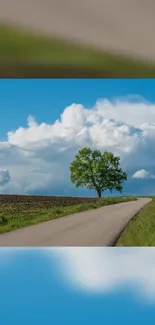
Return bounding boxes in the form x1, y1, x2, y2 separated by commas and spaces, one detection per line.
116, 198, 155, 246
0, 24, 155, 77
0, 196, 136, 234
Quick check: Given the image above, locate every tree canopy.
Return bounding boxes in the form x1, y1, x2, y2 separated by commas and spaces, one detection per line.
69, 147, 127, 197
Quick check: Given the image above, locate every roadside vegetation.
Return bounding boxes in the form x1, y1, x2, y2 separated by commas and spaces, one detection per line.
116, 197, 154, 246
0, 195, 136, 234
1, 24, 155, 77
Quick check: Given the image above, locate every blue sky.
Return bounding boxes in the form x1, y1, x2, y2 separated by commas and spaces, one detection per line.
0, 248, 155, 325
1, 78, 155, 196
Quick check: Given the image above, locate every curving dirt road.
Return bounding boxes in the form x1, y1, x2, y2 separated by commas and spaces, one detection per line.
0, 0, 155, 62
0, 198, 151, 246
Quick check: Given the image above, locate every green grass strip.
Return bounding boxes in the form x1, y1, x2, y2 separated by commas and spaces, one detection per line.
0, 196, 136, 234
0, 24, 155, 77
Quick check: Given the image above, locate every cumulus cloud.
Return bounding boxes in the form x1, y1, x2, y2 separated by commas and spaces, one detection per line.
0, 169, 10, 186
132, 169, 155, 179
50, 247, 155, 302
1, 95, 155, 195
7, 105, 141, 154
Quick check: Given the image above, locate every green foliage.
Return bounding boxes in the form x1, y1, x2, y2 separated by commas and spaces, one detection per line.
0, 216, 8, 225
70, 148, 127, 197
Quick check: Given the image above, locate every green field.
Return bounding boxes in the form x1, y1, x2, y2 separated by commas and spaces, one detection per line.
0, 196, 136, 234
1, 24, 155, 77
116, 197, 155, 246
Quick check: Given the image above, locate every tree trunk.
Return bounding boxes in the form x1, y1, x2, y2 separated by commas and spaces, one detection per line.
97, 189, 101, 198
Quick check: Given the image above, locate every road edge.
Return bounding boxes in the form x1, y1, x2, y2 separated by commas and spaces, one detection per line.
109, 198, 152, 247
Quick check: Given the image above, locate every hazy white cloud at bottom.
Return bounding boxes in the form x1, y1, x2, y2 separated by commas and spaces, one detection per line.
1, 247, 155, 303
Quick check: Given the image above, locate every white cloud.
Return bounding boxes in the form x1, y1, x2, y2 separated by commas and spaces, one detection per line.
132, 169, 155, 179
50, 247, 155, 302
94, 96, 155, 127
1, 95, 155, 195
0, 168, 11, 186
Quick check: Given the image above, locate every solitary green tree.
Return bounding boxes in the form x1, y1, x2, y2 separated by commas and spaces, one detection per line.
70, 148, 127, 198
